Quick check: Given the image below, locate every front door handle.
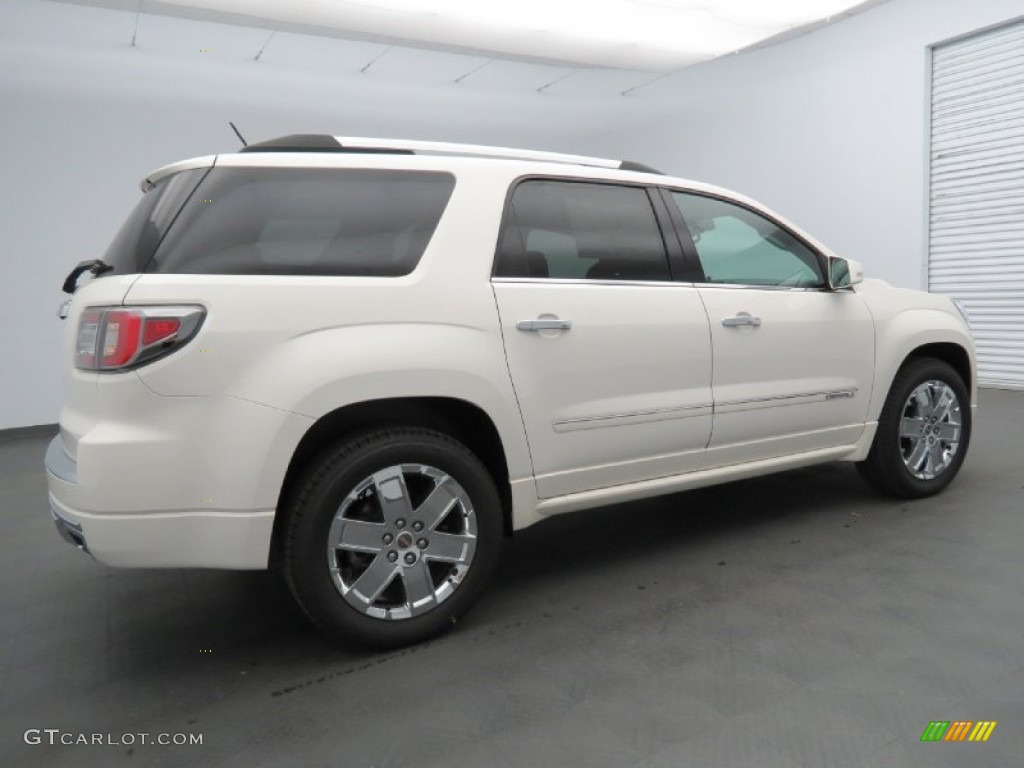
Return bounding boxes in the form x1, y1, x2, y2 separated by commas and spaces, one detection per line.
722, 313, 762, 328
517, 318, 573, 332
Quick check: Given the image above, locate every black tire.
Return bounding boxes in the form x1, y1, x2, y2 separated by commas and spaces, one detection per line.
282, 428, 503, 648
857, 357, 971, 498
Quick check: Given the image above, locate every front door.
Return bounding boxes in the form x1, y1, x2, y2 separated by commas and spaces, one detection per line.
667, 190, 875, 467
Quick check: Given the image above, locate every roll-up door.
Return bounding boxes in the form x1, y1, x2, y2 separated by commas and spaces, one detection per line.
929, 19, 1024, 388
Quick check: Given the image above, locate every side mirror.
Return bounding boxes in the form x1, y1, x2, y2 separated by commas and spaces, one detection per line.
829, 257, 864, 289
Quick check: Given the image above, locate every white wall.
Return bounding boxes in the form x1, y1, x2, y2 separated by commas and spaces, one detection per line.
2, 0, 1023, 430
589, 0, 1024, 291
0, 0, 637, 430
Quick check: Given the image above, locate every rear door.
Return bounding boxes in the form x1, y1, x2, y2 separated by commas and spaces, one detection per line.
664, 190, 875, 467
492, 179, 713, 498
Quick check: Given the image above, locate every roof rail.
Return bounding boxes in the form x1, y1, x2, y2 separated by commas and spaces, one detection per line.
239, 134, 662, 174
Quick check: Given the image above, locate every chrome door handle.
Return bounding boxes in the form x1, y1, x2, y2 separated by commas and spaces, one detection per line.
722, 314, 762, 328
517, 319, 573, 332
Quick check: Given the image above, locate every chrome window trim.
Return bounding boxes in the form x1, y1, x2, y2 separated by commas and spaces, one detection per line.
491, 277, 696, 288
694, 282, 828, 293
490, 276, 829, 293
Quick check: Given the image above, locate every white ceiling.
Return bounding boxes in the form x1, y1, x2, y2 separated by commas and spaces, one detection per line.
50, 0, 887, 71
7, 0, 895, 103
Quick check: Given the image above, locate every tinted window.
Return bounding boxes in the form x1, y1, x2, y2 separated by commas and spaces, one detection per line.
149, 168, 455, 276
671, 192, 824, 288
103, 169, 206, 274
496, 180, 670, 281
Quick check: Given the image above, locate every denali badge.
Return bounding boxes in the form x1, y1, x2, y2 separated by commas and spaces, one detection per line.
825, 391, 856, 400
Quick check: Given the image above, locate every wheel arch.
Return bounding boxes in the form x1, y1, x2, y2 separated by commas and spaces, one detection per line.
270, 397, 514, 569
856, 346, 973, 498
868, 308, 976, 422
903, 342, 972, 394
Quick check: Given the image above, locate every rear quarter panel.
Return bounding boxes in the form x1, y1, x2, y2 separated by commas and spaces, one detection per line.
124, 164, 534, 501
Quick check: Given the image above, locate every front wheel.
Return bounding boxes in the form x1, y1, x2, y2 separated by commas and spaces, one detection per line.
857, 358, 971, 498
282, 428, 503, 648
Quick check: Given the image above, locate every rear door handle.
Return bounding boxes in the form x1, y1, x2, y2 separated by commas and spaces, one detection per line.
517, 319, 573, 332
722, 313, 762, 328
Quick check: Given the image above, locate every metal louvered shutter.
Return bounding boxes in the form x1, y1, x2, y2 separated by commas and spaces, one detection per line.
929, 19, 1024, 389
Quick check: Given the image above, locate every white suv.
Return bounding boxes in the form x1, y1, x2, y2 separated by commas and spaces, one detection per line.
46, 135, 975, 647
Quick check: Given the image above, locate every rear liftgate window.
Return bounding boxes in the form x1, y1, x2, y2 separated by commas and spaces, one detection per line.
103, 168, 207, 275
148, 168, 456, 276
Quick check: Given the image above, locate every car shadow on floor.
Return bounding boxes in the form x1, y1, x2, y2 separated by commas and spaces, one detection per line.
88, 461, 887, 676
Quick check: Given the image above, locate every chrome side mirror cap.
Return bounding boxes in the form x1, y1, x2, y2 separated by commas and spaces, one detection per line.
829, 257, 864, 289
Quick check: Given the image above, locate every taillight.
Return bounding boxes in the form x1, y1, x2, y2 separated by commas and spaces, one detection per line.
143, 318, 181, 345
74, 306, 205, 371
101, 310, 142, 368
75, 310, 102, 369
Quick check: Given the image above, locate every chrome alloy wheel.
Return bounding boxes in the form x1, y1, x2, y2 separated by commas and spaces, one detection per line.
899, 380, 963, 481
327, 464, 477, 620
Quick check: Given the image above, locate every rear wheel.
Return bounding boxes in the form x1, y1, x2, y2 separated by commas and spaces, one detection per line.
857, 358, 971, 498
282, 428, 503, 648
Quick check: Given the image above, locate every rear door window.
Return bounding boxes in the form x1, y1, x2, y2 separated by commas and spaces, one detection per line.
148, 168, 455, 276
495, 180, 671, 282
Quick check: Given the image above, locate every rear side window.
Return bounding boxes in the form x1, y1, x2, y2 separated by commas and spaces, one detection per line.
149, 168, 455, 276
103, 169, 206, 274
495, 180, 670, 281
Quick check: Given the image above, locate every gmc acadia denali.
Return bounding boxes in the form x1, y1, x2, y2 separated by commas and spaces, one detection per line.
45, 135, 975, 647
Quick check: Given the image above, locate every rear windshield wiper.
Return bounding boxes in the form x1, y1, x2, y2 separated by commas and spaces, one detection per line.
62, 260, 114, 294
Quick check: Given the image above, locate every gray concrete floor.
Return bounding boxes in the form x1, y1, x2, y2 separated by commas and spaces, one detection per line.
1, 390, 1022, 768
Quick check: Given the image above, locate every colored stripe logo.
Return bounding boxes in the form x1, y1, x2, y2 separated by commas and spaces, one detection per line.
921, 721, 997, 742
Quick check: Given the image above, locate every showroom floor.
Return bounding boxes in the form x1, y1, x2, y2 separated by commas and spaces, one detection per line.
1, 390, 1021, 768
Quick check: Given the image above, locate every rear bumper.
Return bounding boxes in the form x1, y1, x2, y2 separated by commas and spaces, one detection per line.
46, 486, 274, 569
42, 381, 314, 569
46, 436, 274, 569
